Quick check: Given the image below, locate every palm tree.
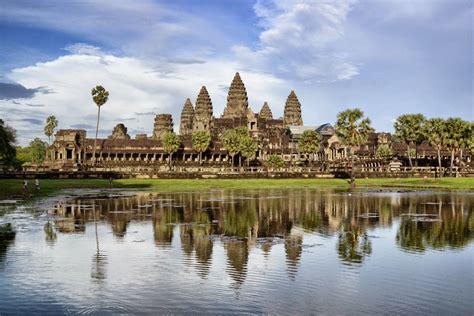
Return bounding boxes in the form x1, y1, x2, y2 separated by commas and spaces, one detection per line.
192, 131, 211, 165
393, 114, 426, 168
44, 115, 58, 144
298, 130, 321, 163
221, 128, 242, 168
445, 117, 469, 177
162, 132, 180, 169
335, 108, 373, 187
240, 135, 258, 167
91, 86, 109, 167
423, 118, 447, 177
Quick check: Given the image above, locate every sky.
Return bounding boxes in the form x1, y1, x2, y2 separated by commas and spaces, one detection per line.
0, 0, 472, 145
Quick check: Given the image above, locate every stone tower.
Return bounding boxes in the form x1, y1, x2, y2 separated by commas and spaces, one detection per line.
109, 123, 130, 139
223, 72, 249, 118
179, 98, 194, 136
193, 86, 213, 131
283, 90, 303, 126
152, 114, 173, 139
259, 102, 273, 120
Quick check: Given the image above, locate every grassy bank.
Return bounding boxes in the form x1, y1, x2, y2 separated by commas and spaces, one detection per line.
0, 177, 473, 200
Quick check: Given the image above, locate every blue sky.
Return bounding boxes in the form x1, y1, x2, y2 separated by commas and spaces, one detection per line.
0, 0, 472, 145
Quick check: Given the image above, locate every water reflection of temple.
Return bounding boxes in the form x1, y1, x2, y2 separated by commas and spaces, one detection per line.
47, 190, 473, 274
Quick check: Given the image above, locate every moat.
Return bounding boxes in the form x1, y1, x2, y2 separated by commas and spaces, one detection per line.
0, 188, 472, 314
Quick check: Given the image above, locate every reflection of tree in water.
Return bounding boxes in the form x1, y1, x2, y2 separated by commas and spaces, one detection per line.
337, 224, 372, 265
194, 226, 213, 278
44, 222, 57, 245
180, 225, 194, 257
153, 208, 182, 248
222, 207, 258, 238
396, 206, 473, 252
0, 224, 15, 265
224, 241, 249, 287
285, 234, 303, 279
91, 208, 107, 283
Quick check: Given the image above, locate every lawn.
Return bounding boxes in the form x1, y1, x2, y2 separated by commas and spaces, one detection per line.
0, 177, 473, 200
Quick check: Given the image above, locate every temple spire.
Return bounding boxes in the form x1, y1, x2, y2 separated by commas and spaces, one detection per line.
283, 90, 303, 126
223, 72, 249, 118
259, 102, 273, 120
179, 98, 194, 136
193, 86, 213, 131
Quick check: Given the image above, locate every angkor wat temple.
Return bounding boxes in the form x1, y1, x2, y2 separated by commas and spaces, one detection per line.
44, 72, 470, 175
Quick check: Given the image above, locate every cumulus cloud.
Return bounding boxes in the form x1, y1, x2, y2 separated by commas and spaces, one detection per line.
234, 0, 359, 82
3, 47, 290, 145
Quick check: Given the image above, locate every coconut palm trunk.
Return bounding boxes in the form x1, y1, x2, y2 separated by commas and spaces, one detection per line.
436, 148, 442, 178
350, 146, 356, 188
449, 149, 455, 177
407, 144, 413, 168
92, 105, 101, 167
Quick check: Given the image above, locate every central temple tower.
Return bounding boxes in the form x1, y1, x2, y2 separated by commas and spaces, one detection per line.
223, 72, 250, 119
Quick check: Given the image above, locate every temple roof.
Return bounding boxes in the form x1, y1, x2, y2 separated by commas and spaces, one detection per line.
223, 72, 249, 118
284, 90, 303, 126
194, 86, 213, 118
259, 102, 273, 120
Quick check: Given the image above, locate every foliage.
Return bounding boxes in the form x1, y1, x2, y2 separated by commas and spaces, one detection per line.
192, 131, 211, 162
28, 138, 48, 164
423, 118, 446, 150
0, 119, 17, 168
44, 115, 58, 144
335, 108, 373, 184
375, 144, 393, 159
240, 135, 258, 164
335, 108, 373, 147
91, 85, 109, 107
162, 132, 180, 155
298, 130, 321, 156
221, 129, 242, 159
266, 154, 284, 169
444, 118, 470, 176
393, 113, 426, 167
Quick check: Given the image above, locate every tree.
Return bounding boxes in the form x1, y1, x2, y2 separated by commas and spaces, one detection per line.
192, 131, 211, 165
266, 154, 284, 171
240, 136, 258, 167
335, 108, 373, 186
394, 114, 426, 168
423, 118, 447, 176
0, 119, 16, 168
162, 132, 180, 168
375, 144, 393, 160
91, 86, 109, 166
221, 129, 242, 167
298, 130, 321, 162
444, 118, 469, 177
44, 115, 58, 144
28, 138, 48, 164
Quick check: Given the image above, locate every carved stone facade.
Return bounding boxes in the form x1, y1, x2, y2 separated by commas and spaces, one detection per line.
152, 114, 173, 140
283, 90, 303, 126
109, 123, 130, 140
179, 98, 194, 136
259, 102, 273, 120
193, 86, 213, 132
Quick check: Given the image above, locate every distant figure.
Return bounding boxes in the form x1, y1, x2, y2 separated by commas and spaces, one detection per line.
109, 176, 113, 189
22, 180, 29, 196
35, 178, 40, 191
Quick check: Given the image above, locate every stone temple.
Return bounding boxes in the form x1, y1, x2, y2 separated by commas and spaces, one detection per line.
44, 72, 440, 173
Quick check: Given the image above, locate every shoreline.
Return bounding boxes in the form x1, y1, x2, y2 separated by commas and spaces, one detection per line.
0, 178, 473, 201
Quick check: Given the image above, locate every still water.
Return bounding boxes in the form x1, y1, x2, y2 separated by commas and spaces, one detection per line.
0, 188, 473, 314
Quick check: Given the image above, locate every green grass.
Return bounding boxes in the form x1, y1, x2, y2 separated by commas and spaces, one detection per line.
0, 177, 473, 200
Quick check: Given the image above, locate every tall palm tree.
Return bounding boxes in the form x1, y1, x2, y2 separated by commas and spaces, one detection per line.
393, 114, 426, 168
44, 115, 58, 144
298, 130, 321, 163
192, 131, 211, 165
423, 118, 447, 177
162, 132, 180, 169
91, 86, 109, 167
335, 108, 373, 187
445, 117, 469, 177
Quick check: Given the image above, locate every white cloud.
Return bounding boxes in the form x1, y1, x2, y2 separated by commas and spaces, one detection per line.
2, 47, 290, 145
234, 0, 359, 82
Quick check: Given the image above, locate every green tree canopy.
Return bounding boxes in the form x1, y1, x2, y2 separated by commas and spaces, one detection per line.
28, 138, 48, 164
0, 119, 16, 168
192, 131, 211, 164
240, 135, 258, 166
44, 115, 58, 144
423, 118, 447, 174
375, 144, 393, 159
298, 130, 321, 160
335, 108, 373, 185
221, 128, 242, 165
444, 117, 470, 176
162, 132, 180, 166
393, 113, 426, 167
266, 154, 284, 169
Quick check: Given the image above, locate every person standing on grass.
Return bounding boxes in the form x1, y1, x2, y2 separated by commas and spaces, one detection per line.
22, 179, 29, 196
35, 178, 40, 191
